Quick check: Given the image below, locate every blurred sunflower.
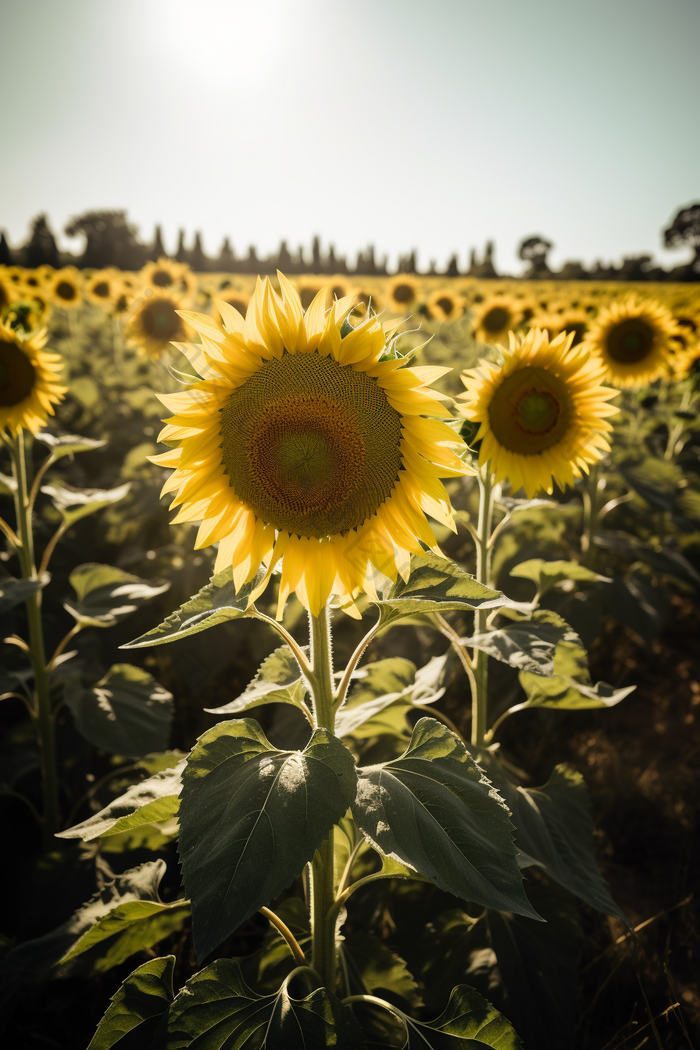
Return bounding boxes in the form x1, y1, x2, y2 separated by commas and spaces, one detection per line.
0, 271, 19, 313
126, 293, 192, 358
297, 278, 328, 312
36, 264, 55, 286
351, 286, 385, 319
140, 258, 196, 301
329, 278, 351, 303
459, 328, 619, 497
50, 267, 83, 309
555, 309, 590, 347
152, 274, 470, 617
213, 288, 251, 322
583, 295, 678, 388
4, 267, 25, 288
472, 295, 523, 344
427, 288, 464, 324
5, 295, 50, 334
388, 276, 420, 312
0, 320, 66, 434
86, 269, 122, 310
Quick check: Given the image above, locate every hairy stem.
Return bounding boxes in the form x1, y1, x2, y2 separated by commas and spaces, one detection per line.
581, 461, 601, 568
471, 465, 494, 748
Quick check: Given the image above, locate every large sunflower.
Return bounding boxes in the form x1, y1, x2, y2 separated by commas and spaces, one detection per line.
126, 292, 192, 358
472, 295, 523, 344
140, 259, 196, 301
0, 321, 66, 434
459, 329, 619, 497
50, 267, 83, 309
152, 275, 470, 617
582, 295, 678, 388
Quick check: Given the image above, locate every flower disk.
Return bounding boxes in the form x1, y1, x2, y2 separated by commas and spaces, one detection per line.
582, 295, 678, 388
0, 321, 66, 435
459, 328, 619, 497
153, 274, 472, 616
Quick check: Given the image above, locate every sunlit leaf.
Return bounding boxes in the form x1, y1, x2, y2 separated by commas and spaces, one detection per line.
61, 899, 189, 973
41, 481, 131, 528
0, 571, 49, 614
461, 610, 572, 675
65, 563, 170, 628
205, 644, 308, 716
87, 955, 174, 1050
36, 431, 107, 459
510, 558, 602, 595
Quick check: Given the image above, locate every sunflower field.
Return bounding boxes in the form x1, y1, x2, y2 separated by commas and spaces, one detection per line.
1, 260, 700, 1050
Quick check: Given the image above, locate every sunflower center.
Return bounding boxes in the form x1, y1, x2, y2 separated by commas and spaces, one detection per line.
488, 366, 572, 454
219, 351, 404, 537
483, 306, 509, 333
141, 299, 180, 339
566, 321, 587, 346
392, 283, 415, 304
56, 281, 76, 302
93, 281, 110, 298
436, 296, 454, 315
0, 340, 36, 407
152, 269, 174, 287
607, 319, 654, 363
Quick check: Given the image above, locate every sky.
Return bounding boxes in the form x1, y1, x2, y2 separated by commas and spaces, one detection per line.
2, 0, 698, 274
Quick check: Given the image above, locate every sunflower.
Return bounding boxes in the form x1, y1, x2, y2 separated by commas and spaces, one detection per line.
472, 295, 523, 344
459, 328, 619, 498
388, 276, 420, 312
427, 288, 464, 324
0, 270, 19, 313
0, 320, 66, 435
328, 278, 350, 303
152, 274, 470, 617
140, 258, 196, 301
350, 286, 385, 319
86, 269, 122, 310
582, 295, 678, 388
50, 267, 83, 309
296, 278, 329, 312
126, 292, 192, 358
213, 288, 251, 322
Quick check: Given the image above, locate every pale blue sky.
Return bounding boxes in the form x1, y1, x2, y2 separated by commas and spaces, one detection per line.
2, 0, 698, 272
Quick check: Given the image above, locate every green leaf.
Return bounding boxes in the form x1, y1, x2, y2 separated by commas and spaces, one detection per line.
41, 481, 131, 528
595, 532, 700, 589
0, 470, 17, 495
205, 644, 308, 717
336, 657, 417, 739
87, 955, 174, 1050
352, 717, 539, 919
620, 457, 680, 512
372, 553, 521, 626
61, 900, 190, 973
475, 753, 626, 920
36, 431, 107, 459
518, 623, 635, 709
65, 563, 171, 628
0, 571, 49, 614
56, 761, 184, 842
341, 932, 422, 1008
496, 496, 557, 513
122, 566, 262, 648
63, 664, 173, 757
179, 719, 358, 960
510, 558, 602, 595
392, 984, 522, 1048
166, 958, 365, 1049
599, 572, 671, 643
461, 611, 571, 675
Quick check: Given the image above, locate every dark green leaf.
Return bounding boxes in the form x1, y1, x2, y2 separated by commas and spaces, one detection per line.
57, 761, 184, 842
599, 572, 671, 643
336, 656, 447, 739
36, 431, 107, 459
88, 955, 174, 1050
122, 566, 263, 648
166, 958, 365, 1049
63, 664, 173, 757
510, 559, 602, 595
41, 481, 131, 527
61, 900, 190, 973
341, 932, 422, 1008
205, 644, 308, 716
461, 612, 571, 675
620, 457, 680, 512
0, 571, 49, 614
594, 533, 700, 589
65, 564, 171, 628
397, 983, 522, 1048
352, 717, 539, 918
179, 719, 357, 960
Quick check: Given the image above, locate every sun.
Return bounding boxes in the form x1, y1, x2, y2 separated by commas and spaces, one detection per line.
583, 294, 678, 388
152, 274, 472, 617
459, 328, 619, 497
0, 320, 66, 435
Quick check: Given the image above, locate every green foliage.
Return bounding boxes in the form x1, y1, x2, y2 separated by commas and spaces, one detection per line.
384, 984, 522, 1048
41, 480, 131, 529
63, 664, 173, 757
461, 611, 570, 675
205, 644, 309, 717
61, 900, 190, 973
352, 717, 539, 918
336, 656, 446, 739
510, 558, 601, 595
0, 570, 49, 614
35, 430, 108, 459
178, 720, 357, 960
87, 955, 175, 1050
65, 563, 170, 628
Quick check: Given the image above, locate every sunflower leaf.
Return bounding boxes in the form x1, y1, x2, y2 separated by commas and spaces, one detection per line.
41, 481, 131, 528
179, 720, 357, 961
60, 900, 190, 972
510, 558, 604, 595
204, 644, 308, 716
518, 623, 635, 709
396, 984, 523, 1048
352, 717, 540, 919
0, 571, 50, 614
461, 611, 573, 676
65, 563, 170, 628
87, 955, 175, 1050
336, 656, 446, 738
36, 431, 107, 459
121, 566, 260, 648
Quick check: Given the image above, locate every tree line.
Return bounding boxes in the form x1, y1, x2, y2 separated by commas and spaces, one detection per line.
1, 205, 699, 280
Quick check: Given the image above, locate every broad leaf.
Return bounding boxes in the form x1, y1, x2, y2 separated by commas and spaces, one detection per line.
336, 656, 447, 739
61, 899, 190, 973
341, 932, 422, 1008
599, 572, 671, 643
63, 664, 173, 757
65, 564, 171, 628
496, 496, 556, 513
205, 644, 308, 716
476, 753, 626, 920
123, 566, 263, 648
0, 470, 17, 495
620, 457, 680, 512
36, 431, 107, 459
594, 532, 700, 589
352, 717, 539, 918
372, 553, 520, 626
519, 623, 635, 709
166, 958, 365, 1049
380, 984, 522, 1048
0, 571, 49, 614
461, 611, 571, 676
510, 559, 602, 595
87, 955, 174, 1050
41, 481, 131, 528
57, 761, 184, 842
179, 719, 357, 960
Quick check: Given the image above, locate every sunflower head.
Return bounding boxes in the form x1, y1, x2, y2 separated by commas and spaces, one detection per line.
472, 295, 523, 344
50, 267, 83, 309
428, 289, 464, 324
86, 269, 123, 310
152, 274, 471, 617
459, 328, 619, 497
126, 293, 191, 358
140, 259, 196, 301
388, 276, 420, 312
0, 321, 66, 435
213, 288, 251, 322
583, 295, 678, 388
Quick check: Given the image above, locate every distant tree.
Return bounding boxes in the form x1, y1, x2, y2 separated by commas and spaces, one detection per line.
557, 260, 589, 281
276, 240, 294, 272
327, 244, 346, 274
397, 250, 417, 274
444, 254, 460, 277
64, 210, 145, 269
518, 235, 553, 277
471, 241, 498, 278
663, 203, 700, 274
311, 236, 322, 273
0, 232, 10, 266
175, 230, 188, 263
24, 214, 59, 268
148, 224, 166, 261
466, 248, 477, 275
243, 245, 262, 272
217, 237, 236, 272
618, 255, 654, 282
189, 232, 208, 272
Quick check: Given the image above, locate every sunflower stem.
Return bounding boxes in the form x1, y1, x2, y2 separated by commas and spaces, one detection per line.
11, 430, 60, 846
471, 464, 494, 748
307, 604, 338, 991
581, 461, 601, 568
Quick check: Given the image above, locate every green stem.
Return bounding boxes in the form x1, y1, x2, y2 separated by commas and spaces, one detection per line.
307, 604, 338, 991
581, 461, 600, 569
12, 431, 60, 845
471, 465, 494, 748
